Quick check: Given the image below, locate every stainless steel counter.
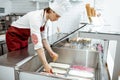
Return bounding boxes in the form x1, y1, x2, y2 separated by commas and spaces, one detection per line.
0, 44, 36, 80
0, 35, 99, 80
0, 23, 106, 80
0, 44, 35, 67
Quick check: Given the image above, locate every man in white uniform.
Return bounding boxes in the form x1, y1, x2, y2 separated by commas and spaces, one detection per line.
6, 0, 71, 73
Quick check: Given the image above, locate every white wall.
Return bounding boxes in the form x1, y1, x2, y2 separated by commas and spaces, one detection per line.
11, 0, 49, 13
11, 0, 35, 13
102, 0, 120, 32
0, 0, 49, 15
0, 0, 12, 16
52, 2, 89, 34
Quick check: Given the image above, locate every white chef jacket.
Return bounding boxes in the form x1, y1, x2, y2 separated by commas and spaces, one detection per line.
11, 10, 48, 50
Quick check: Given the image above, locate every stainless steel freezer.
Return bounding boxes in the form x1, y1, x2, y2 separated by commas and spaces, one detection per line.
0, 23, 106, 80
17, 38, 99, 80
0, 39, 99, 80
18, 24, 99, 80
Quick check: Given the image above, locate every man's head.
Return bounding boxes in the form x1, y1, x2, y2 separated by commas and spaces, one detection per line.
45, 7, 60, 21
46, 0, 71, 21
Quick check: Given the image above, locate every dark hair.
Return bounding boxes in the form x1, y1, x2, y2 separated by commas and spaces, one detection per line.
44, 7, 51, 13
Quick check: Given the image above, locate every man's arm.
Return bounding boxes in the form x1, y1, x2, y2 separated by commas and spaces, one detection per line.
36, 48, 52, 73
42, 39, 58, 62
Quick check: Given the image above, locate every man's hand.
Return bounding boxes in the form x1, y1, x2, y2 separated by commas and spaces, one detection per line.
50, 52, 59, 62
44, 64, 53, 73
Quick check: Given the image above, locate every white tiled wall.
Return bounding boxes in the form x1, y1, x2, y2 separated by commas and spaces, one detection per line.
11, 0, 36, 13
0, 0, 12, 16
0, 0, 49, 15
11, 0, 49, 13
52, 2, 89, 33
102, 0, 120, 31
